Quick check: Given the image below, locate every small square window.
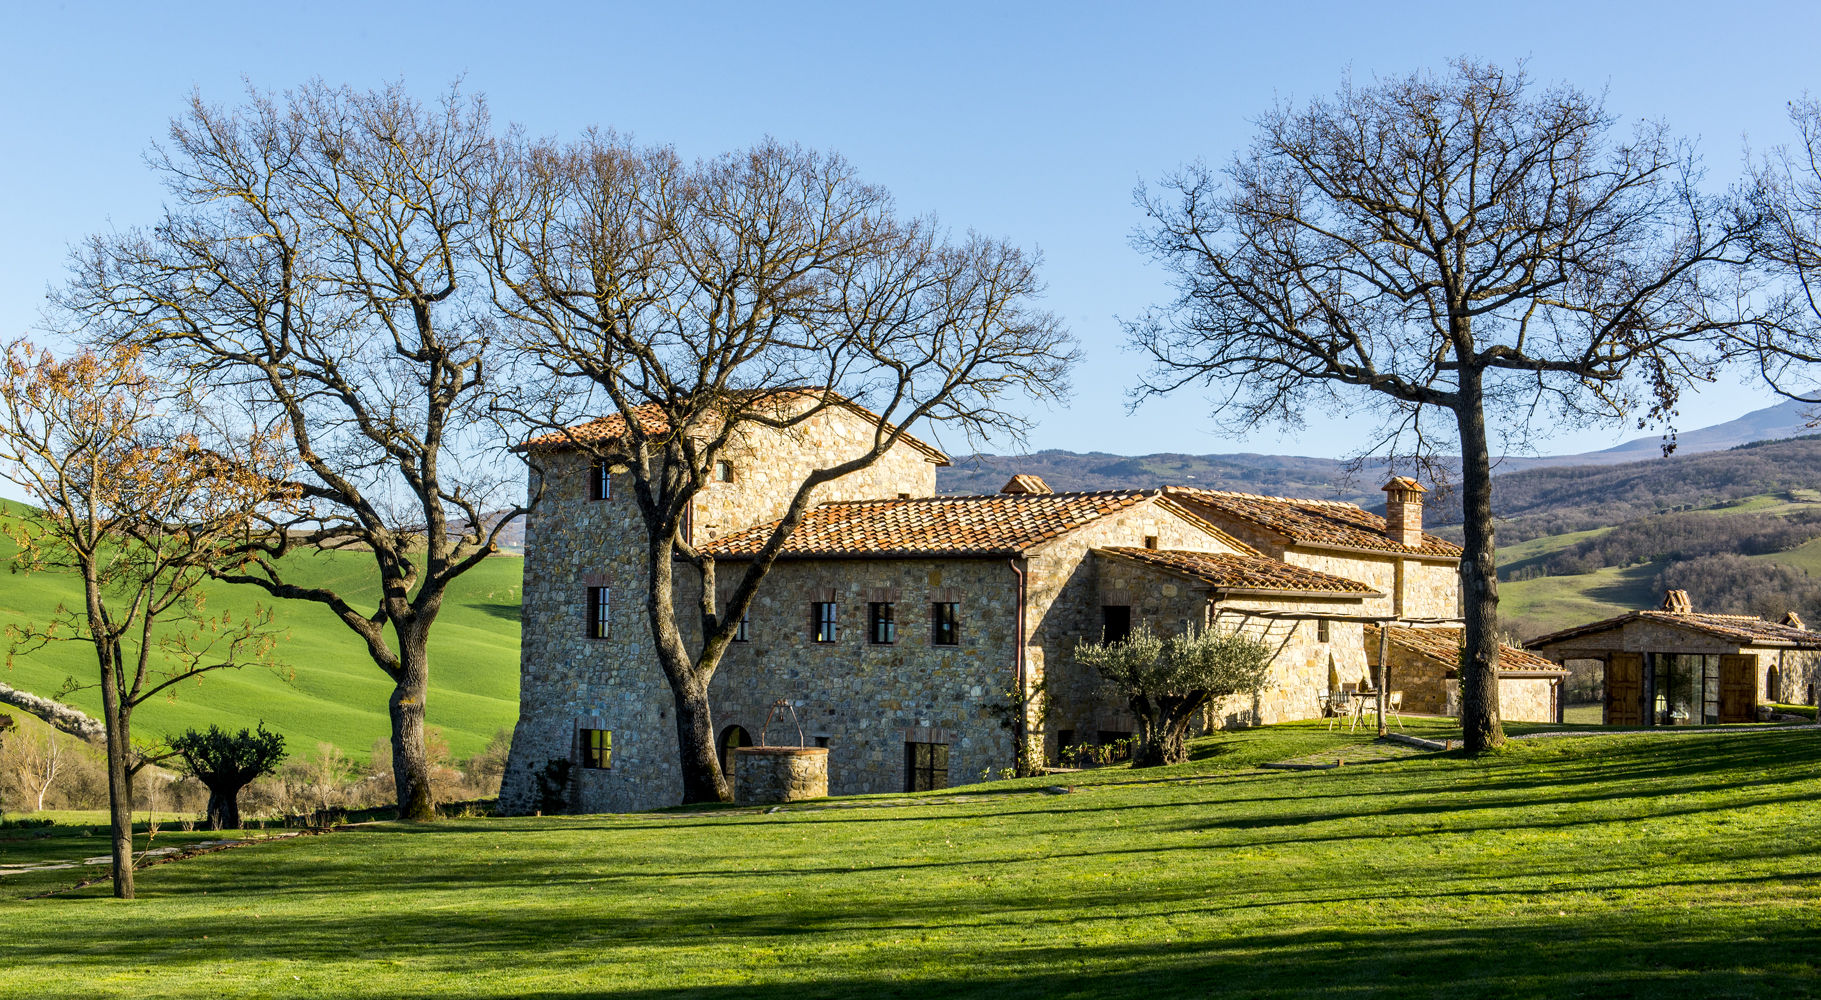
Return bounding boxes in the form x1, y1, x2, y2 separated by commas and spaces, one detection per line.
713, 460, 735, 483
931, 602, 960, 646
811, 602, 839, 643
869, 602, 897, 644
589, 460, 611, 501
1143, 534, 1159, 550
586, 586, 610, 640
1316, 619, 1331, 643
580, 728, 612, 769
1101, 605, 1131, 644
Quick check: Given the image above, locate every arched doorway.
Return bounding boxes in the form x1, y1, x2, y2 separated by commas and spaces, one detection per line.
718, 725, 752, 778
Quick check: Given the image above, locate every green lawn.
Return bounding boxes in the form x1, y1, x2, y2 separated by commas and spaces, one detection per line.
0, 502, 523, 760
3, 721, 1817, 998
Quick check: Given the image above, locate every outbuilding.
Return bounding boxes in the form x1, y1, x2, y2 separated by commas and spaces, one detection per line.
1526, 590, 1821, 725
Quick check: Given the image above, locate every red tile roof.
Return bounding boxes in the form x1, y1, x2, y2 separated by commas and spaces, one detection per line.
1165, 487, 1462, 559
1367, 625, 1566, 674
1526, 611, 1821, 650
1097, 546, 1379, 597
521, 394, 948, 463
701, 491, 1155, 558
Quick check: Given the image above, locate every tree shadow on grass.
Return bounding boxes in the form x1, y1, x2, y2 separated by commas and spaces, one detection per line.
10, 882, 1819, 999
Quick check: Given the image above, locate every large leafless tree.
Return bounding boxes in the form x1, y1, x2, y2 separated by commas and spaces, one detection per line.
1128, 60, 1765, 750
1748, 97, 1821, 405
63, 83, 529, 819
487, 134, 1076, 802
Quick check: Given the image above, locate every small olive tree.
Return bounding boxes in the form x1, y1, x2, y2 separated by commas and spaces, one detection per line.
1076, 624, 1271, 767
169, 723, 287, 830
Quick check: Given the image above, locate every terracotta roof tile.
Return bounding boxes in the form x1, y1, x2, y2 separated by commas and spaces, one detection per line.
1165, 487, 1462, 559
701, 491, 1156, 558
1367, 625, 1565, 674
1098, 547, 1379, 596
521, 393, 948, 463
1526, 611, 1821, 650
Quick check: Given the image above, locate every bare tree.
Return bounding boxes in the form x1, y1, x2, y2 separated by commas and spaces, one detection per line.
487, 134, 1076, 802
1128, 60, 1764, 750
1746, 98, 1821, 404
9, 727, 68, 812
62, 82, 530, 820
0, 339, 288, 897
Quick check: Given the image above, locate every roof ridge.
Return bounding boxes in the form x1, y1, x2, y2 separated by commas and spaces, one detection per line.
1166, 486, 1364, 510
824, 489, 1154, 505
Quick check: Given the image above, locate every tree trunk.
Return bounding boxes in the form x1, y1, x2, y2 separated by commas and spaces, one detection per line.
204, 784, 241, 831
1454, 371, 1506, 752
98, 650, 135, 899
671, 676, 727, 802
647, 530, 732, 804
389, 623, 436, 821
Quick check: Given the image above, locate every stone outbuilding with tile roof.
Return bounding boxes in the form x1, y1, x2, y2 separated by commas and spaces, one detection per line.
1526, 590, 1821, 725
500, 401, 1481, 813
1365, 625, 1569, 722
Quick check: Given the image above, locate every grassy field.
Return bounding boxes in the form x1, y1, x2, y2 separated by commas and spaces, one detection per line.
3, 720, 1818, 998
0, 502, 523, 760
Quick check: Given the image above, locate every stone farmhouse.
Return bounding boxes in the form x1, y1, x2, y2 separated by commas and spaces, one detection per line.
500, 397, 1555, 814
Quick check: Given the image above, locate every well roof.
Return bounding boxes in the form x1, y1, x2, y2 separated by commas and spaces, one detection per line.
1097, 546, 1379, 597
1165, 487, 1462, 559
1525, 611, 1821, 651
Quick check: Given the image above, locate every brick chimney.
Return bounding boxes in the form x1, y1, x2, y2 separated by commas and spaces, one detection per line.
1381, 477, 1427, 547
1784, 610, 1806, 630
1662, 590, 1693, 614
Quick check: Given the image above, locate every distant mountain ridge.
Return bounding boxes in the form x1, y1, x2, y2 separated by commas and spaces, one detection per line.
939, 400, 1819, 511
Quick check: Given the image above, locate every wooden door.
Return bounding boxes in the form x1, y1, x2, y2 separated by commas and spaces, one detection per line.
1606, 653, 1643, 726
1719, 654, 1757, 724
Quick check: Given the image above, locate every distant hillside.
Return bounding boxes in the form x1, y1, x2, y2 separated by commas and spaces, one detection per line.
939, 451, 1391, 506
0, 502, 522, 761
1426, 436, 1821, 538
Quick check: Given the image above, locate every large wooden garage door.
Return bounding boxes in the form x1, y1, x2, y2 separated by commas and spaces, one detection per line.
1606, 653, 1643, 726
1719, 654, 1757, 724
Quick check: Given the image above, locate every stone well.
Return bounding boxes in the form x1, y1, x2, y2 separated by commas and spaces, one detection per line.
732, 746, 829, 804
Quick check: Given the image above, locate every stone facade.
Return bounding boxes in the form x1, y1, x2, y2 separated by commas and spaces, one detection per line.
503, 401, 1473, 814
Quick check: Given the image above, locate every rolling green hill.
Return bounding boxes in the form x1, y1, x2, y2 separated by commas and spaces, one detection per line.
0, 503, 523, 761
1495, 493, 1821, 640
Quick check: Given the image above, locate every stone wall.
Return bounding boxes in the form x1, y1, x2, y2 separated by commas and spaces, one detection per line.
1023, 498, 1259, 757
699, 556, 1018, 798
1367, 643, 1451, 715
1208, 596, 1374, 727
1279, 549, 1459, 620
691, 403, 941, 543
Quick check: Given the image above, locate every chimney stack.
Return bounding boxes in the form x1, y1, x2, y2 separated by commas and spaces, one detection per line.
1784, 610, 1806, 630
1662, 590, 1693, 614
1381, 477, 1426, 547
1000, 474, 1053, 495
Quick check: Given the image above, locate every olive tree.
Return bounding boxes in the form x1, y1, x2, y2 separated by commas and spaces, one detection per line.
63, 83, 530, 820
1129, 60, 1765, 750
169, 722, 287, 830
1075, 624, 1270, 767
486, 134, 1076, 803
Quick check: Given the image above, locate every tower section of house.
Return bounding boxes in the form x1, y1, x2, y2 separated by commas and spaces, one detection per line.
499, 396, 947, 815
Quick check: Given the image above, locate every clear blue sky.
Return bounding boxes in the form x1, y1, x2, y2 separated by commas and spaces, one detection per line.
3, 0, 1816, 463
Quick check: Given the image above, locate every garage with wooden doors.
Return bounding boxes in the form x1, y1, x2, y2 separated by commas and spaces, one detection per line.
1527, 591, 1821, 725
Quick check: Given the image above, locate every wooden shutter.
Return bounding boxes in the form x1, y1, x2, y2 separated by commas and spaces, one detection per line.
1605, 653, 1643, 726
1719, 654, 1756, 724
